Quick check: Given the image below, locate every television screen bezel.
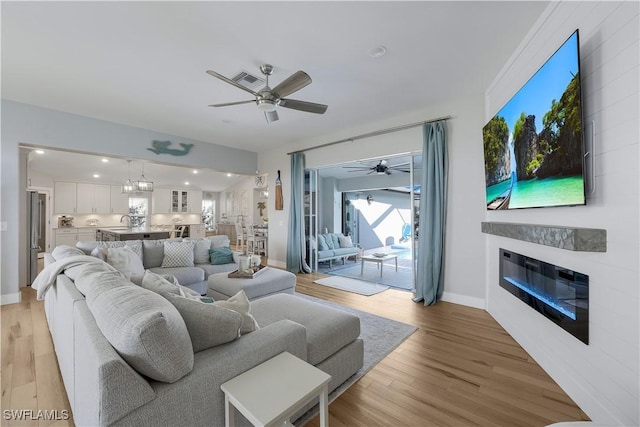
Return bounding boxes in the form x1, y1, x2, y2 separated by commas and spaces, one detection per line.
483, 29, 586, 211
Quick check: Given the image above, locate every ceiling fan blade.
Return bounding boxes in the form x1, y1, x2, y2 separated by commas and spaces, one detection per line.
346, 169, 370, 172
206, 70, 258, 96
208, 100, 255, 108
272, 71, 312, 98
279, 98, 328, 114
265, 110, 279, 124
389, 162, 411, 168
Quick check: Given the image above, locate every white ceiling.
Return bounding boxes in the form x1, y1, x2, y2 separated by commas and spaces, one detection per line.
4, 1, 548, 186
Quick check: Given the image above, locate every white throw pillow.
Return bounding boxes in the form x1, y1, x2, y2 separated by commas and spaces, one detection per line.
141, 270, 201, 300
338, 235, 354, 248
106, 245, 145, 278
161, 241, 195, 268
213, 290, 259, 335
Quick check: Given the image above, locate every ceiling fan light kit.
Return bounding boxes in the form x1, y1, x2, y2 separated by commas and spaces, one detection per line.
206, 63, 328, 123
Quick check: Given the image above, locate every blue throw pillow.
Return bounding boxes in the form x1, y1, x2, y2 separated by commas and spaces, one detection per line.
210, 247, 234, 265
317, 234, 329, 251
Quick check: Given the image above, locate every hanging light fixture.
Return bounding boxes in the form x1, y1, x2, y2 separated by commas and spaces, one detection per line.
134, 162, 154, 192
121, 160, 137, 194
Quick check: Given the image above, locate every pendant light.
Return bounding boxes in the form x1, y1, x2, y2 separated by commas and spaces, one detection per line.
121, 160, 137, 194
134, 162, 154, 192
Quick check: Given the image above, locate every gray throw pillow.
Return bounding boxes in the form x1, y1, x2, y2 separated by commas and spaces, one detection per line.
161, 241, 195, 268
165, 294, 243, 352
84, 272, 194, 383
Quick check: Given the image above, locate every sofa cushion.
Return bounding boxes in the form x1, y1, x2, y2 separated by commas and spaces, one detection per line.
83, 271, 194, 383
252, 293, 360, 365
147, 266, 204, 286
106, 246, 145, 278
197, 262, 237, 278
329, 233, 341, 250
317, 234, 329, 251
165, 294, 243, 352
142, 239, 165, 268
162, 241, 195, 268
332, 247, 358, 257
213, 290, 259, 335
338, 235, 354, 248
184, 238, 211, 264
77, 240, 142, 260
210, 247, 234, 265
207, 235, 230, 249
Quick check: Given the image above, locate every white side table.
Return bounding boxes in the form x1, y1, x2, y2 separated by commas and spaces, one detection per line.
220, 352, 332, 427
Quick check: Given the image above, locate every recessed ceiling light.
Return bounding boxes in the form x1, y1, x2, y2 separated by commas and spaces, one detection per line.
368, 45, 387, 58
93, 174, 100, 178
185, 181, 190, 186
227, 173, 232, 177
101, 158, 109, 163
193, 170, 198, 174
35, 149, 45, 154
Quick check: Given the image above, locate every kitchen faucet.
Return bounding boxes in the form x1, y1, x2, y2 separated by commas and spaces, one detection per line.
120, 215, 132, 226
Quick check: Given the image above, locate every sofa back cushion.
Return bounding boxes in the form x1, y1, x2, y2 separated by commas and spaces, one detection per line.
80, 271, 194, 383
208, 235, 231, 249
182, 238, 212, 264
77, 240, 142, 260
142, 239, 165, 268
106, 246, 145, 278
317, 234, 329, 251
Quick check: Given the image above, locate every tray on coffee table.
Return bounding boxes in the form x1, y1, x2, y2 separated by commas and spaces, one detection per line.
227, 265, 268, 279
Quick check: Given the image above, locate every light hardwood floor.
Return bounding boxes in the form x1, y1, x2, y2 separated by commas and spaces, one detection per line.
1, 269, 589, 427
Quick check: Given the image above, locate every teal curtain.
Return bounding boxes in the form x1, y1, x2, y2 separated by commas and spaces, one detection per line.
286, 153, 311, 273
413, 121, 447, 305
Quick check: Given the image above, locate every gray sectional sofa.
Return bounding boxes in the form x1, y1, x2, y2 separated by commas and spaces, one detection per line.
40, 246, 364, 427
75, 235, 237, 295
314, 232, 361, 267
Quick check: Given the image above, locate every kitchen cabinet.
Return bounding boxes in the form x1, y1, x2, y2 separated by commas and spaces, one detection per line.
189, 191, 202, 214
54, 228, 78, 247
110, 185, 130, 214
54, 182, 77, 214
78, 229, 98, 242
153, 189, 197, 213
77, 183, 111, 214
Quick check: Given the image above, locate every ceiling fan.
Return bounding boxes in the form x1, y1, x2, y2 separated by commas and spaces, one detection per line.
206, 64, 328, 123
343, 160, 412, 175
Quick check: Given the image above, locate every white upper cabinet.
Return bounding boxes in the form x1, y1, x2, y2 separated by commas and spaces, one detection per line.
110, 185, 130, 214
189, 191, 202, 214
54, 182, 77, 214
76, 183, 111, 214
152, 188, 172, 213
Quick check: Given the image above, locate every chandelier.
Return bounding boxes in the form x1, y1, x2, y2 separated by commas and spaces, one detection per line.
134, 162, 153, 192
121, 160, 137, 194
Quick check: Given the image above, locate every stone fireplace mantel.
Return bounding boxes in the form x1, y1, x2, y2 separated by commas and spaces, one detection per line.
481, 222, 607, 252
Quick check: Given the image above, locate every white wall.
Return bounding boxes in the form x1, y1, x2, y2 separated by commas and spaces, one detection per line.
1, 101, 257, 301
484, 2, 639, 425
258, 93, 488, 306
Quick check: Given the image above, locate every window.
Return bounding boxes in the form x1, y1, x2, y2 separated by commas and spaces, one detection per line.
129, 197, 148, 228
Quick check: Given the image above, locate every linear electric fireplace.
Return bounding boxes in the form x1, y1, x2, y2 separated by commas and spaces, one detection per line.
499, 249, 589, 344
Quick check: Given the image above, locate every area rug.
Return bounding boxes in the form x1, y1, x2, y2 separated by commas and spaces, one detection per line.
293, 293, 418, 426
313, 276, 389, 296
325, 260, 414, 291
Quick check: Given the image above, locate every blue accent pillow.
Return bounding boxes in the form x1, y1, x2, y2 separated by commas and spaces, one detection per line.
317, 234, 329, 251
209, 247, 234, 265
324, 234, 335, 250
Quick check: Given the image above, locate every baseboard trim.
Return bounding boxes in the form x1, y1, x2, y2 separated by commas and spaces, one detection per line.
441, 291, 485, 310
1, 291, 22, 305
268, 260, 286, 269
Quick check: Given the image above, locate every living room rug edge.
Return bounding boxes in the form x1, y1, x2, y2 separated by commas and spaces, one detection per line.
293, 293, 418, 426
313, 276, 389, 296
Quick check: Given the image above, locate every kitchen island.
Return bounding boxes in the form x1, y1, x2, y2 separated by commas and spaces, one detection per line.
96, 228, 171, 241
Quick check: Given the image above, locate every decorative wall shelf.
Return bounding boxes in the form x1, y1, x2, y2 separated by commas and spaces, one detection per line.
481, 222, 606, 252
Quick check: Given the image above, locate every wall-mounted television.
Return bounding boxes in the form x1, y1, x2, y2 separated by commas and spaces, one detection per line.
483, 30, 585, 210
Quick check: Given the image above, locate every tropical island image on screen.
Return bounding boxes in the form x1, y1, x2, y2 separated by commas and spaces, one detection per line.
483, 31, 585, 210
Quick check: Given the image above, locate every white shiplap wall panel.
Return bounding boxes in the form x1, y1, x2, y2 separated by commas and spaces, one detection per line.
484, 1, 639, 425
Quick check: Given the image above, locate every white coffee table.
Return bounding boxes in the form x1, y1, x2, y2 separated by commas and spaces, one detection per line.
360, 253, 398, 277
220, 351, 332, 427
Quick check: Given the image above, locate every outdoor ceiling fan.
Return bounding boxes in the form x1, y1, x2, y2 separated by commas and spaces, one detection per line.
343, 160, 412, 175
206, 64, 328, 123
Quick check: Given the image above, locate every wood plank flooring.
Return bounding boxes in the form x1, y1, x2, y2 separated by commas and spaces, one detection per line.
1, 269, 590, 427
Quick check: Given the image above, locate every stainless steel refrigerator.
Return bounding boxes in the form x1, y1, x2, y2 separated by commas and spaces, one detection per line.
26, 191, 42, 285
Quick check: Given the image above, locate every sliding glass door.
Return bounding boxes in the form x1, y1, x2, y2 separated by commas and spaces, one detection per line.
303, 169, 318, 271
